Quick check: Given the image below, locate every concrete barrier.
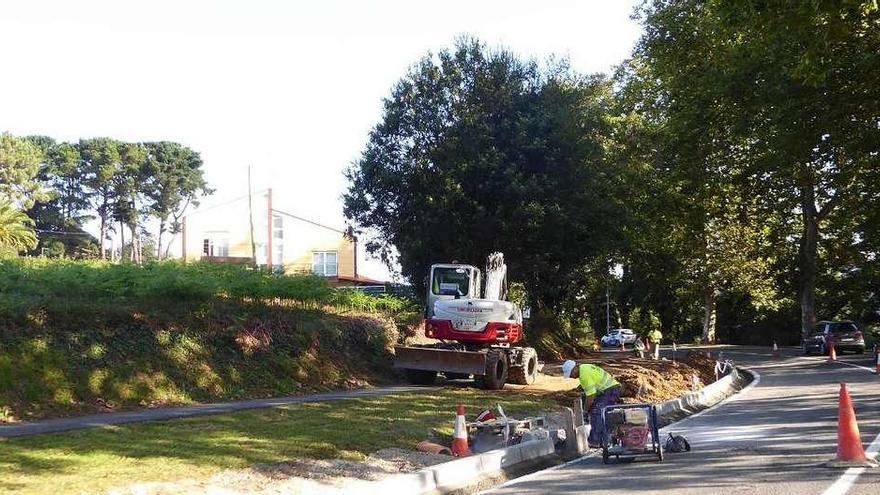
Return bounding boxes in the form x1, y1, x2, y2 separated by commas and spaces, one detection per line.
657, 368, 744, 419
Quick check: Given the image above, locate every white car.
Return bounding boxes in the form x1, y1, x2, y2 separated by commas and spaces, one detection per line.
601, 328, 637, 347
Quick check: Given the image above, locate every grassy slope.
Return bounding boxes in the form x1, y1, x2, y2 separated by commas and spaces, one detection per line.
0, 389, 557, 495
1, 300, 401, 421
0, 259, 415, 422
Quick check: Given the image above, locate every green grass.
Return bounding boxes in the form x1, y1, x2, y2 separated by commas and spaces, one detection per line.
0, 389, 556, 495
0, 257, 422, 421
0, 257, 415, 313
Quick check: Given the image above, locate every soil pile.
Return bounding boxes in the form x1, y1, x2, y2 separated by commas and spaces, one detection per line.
538, 350, 723, 405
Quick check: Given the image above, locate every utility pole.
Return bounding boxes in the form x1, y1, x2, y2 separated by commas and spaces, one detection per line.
266, 188, 273, 272
606, 280, 611, 333
247, 165, 257, 266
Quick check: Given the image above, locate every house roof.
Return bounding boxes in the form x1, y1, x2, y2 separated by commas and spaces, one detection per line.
337, 275, 385, 286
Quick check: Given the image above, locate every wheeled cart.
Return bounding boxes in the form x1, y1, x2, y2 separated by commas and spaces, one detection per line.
600, 403, 663, 464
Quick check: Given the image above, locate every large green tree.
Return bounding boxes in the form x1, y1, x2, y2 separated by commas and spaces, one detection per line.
636, 1, 880, 340
80, 138, 121, 259
142, 142, 211, 258
344, 39, 621, 346
0, 133, 48, 210
113, 142, 148, 263
611, 55, 777, 343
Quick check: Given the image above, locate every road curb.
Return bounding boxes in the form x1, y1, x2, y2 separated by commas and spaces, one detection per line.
657, 368, 744, 420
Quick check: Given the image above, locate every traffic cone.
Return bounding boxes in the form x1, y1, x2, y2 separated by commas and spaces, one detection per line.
827, 383, 878, 467
772, 342, 780, 359
828, 344, 837, 363
451, 404, 471, 457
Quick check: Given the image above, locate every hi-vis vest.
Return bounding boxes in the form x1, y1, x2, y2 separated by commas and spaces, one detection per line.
578, 364, 619, 397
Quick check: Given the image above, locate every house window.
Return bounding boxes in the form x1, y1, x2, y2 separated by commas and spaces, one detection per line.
202, 236, 229, 257
216, 238, 229, 257
273, 214, 283, 239
312, 251, 338, 277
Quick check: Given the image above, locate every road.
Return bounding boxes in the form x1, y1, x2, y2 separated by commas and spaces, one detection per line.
484, 346, 880, 495
0, 385, 435, 438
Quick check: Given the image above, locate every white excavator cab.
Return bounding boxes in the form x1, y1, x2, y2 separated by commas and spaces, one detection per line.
426, 264, 481, 318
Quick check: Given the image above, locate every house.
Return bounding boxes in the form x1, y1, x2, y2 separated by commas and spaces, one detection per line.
181, 189, 381, 286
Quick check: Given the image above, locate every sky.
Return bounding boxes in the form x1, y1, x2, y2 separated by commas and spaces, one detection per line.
0, 0, 642, 280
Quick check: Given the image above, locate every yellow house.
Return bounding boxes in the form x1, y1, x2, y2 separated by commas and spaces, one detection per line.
181, 189, 376, 285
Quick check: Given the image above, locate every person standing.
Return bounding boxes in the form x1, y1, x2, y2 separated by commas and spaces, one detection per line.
648, 328, 663, 360
562, 360, 621, 447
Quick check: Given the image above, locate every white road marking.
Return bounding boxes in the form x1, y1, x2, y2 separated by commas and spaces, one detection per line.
821, 432, 880, 495
832, 360, 876, 373
477, 368, 763, 494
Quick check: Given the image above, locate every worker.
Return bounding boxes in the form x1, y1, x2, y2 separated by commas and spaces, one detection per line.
633, 338, 645, 359
562, 360, 621, 447
648, 327, 663, 360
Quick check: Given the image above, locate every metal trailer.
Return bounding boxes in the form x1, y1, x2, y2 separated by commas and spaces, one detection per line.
600, 403, 663, 464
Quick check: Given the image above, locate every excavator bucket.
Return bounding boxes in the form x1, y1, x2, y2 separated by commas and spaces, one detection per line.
394, 346, 488, 376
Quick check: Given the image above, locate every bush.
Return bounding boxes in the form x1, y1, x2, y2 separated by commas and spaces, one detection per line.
0, 258, 415, 314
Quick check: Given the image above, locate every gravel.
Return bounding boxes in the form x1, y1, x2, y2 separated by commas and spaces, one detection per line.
109, 448, 452, 495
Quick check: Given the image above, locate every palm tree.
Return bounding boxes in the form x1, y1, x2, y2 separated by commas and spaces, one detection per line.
0, 202, 38, 254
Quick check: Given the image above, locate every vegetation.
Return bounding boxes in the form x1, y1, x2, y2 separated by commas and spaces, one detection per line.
0, 133, 211, 261
0, 258, 417, 422
344, 38, 621, 354
0, 203, 37, 255
346, 5, 880, 346
0, 389, 556, 495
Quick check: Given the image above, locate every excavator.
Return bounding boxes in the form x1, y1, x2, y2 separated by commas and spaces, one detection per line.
394, 253, 539, 389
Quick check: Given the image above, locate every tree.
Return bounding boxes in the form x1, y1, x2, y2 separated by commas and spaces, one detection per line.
0, 133, 48, 210
344, 38, 621, 348
142, 142, 211, 258
113, 142, 148, 263
80, 138, 121, 259
635, 1, 880, 340
0, 202, 38, 255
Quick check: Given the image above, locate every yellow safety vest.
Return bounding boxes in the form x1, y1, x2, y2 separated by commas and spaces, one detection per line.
578, 364, 619, 397
649, 329, 663, 343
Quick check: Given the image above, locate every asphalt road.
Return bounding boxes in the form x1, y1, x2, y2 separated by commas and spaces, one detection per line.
484, 346, 880, 495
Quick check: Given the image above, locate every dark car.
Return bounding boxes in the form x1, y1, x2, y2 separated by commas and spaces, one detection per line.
803, 321, 866, 355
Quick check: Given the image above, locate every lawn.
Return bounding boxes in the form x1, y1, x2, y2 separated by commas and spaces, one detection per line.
0, 389, 557, 495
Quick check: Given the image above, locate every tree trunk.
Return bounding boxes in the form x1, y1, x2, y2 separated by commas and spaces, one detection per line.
99, 216, 106, 260
701, 288, 717, 344
157, 219, 166, 260
119, 220, 126, 262
799, 187, 819, 341
129, 223, 140, 264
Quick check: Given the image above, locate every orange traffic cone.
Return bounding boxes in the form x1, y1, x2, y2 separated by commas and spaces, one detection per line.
772, 342, 780, 359
827, 383, 878, 467
451, 404, 471, 457
828, 343, 837, 363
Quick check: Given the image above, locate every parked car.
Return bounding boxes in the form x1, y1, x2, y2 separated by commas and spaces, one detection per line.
601, 328, 637, 347
803, 321, 866, 355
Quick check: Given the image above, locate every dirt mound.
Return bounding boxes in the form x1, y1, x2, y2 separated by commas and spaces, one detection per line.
540, 352, 720, 406
603, 357, 707, 403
